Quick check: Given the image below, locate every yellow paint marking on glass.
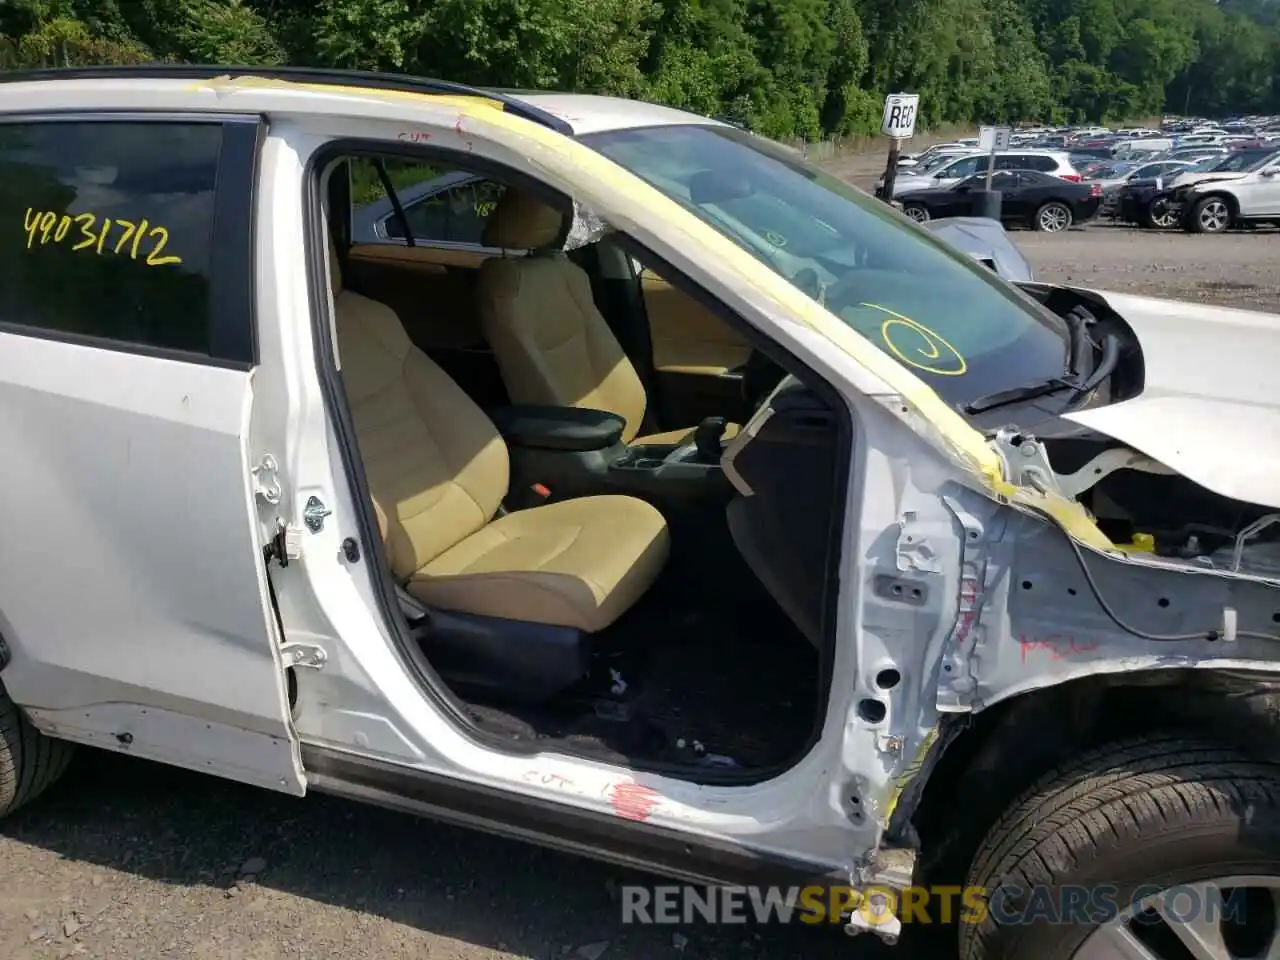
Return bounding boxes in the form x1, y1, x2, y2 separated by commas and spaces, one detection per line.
22, 207, 183, 267
861, 302, 967, 377
192, 76, 1115, 550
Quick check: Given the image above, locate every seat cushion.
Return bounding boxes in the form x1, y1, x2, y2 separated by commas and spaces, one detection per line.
634, 423, 741, 447
408, 495, 670, 632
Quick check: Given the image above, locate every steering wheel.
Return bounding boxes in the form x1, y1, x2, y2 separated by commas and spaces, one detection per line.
791, 266, 822, 300
817, 271, 870, 312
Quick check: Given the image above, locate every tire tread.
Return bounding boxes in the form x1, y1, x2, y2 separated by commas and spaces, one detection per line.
959, 733, 1280, 960
0, 683, 73, 817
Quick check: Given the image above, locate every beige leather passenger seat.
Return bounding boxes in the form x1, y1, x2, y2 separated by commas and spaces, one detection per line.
477, 190, 738, 447
328, 239, 670, 633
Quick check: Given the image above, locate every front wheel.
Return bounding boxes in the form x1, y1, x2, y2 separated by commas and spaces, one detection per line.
0, 681, 74, 818
1143, 197, 1178, 229
1190, 196, 1233, 234
902, 203, 930, 223
1035, 202, 1073, 232
960, 734, 1280, 960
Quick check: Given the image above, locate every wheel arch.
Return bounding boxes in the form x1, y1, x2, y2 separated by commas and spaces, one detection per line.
908, 667, 1280, 882
1187, 189, 1241, 229
1196, 189, 1242, 215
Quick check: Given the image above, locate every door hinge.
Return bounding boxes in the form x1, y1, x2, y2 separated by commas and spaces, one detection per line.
252, 454, 282, 506
279, 641, 327, 670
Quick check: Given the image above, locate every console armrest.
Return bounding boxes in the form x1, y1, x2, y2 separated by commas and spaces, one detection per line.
489, 405, 626, 452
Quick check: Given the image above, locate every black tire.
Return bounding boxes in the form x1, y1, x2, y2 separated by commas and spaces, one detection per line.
0, 681, 73, 817
1189, 195, 1233, 234
959, 734, 1280, 960
902, 203, 930, 223
1034, 202, 1072, 232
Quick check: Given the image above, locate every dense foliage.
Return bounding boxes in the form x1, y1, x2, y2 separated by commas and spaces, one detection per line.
2, 0, 1278, 139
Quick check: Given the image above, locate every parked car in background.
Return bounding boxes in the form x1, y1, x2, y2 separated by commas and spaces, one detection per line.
1092, 159, 1194, 188
1165, 146, 1280, 190
1163, 147, 1229, 166
895, 170, 1102, 232
351, 168, 504, 246
920, 216, 1035, 281
897, 142, 969, 168
1088, 160, 1196, 218
1112, 137, 1175, 156
880, 150, 1082, 197
1117, 150, 1278, 228
1173, 147, 1280, 233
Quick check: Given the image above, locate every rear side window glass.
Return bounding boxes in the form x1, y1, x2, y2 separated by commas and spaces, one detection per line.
0, 121, 222, 357
1028, 156, 1057, 171
349, 157, 506, 245
946, 156, 984, 178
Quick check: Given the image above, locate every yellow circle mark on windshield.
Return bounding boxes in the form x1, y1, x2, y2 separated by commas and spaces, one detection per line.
860, 302, 968, 377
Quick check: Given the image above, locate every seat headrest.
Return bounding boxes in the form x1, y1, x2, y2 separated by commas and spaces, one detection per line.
482, 190, 566, 250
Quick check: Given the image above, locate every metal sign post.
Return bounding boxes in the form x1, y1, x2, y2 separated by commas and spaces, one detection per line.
976, 125, 1011, 219
878, 93, 919, 203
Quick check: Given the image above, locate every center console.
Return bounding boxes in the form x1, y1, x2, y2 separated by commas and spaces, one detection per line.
487, 404, 734, 505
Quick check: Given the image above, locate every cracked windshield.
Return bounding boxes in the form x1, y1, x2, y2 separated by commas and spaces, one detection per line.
583, 124, 1071, 408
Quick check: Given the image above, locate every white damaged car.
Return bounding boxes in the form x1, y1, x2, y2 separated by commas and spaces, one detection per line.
2, 66, 1280, 959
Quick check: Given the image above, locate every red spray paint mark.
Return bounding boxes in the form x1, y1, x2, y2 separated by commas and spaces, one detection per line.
608, 782, 660, 822
1019, 633, 1099, 663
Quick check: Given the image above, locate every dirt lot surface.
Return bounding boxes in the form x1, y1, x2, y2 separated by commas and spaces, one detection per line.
3, 149, 1277, 960
1018, 223, 1280, 311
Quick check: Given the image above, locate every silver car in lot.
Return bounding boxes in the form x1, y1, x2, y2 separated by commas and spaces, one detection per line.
879, 150, 1082, 196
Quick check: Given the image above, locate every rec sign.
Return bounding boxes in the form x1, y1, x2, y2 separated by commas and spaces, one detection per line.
881, 94, 920, 139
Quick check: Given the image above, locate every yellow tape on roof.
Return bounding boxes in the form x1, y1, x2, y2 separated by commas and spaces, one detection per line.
204, 76, 1112, 552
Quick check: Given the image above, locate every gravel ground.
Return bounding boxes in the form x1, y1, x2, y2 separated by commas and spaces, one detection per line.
0, 751, 894, 960
3, 157, 1277, 960
1018, 221, 1280, 311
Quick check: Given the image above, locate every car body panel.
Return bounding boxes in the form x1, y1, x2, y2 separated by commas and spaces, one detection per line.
0, 331, 306, 793
884, 150, 1079, 197
897, 171, 1100, 227
921, 217, 1035, 282
1231, 165, 1280, 218
4, 74, 1280, 915
1061, 289, 1280, 507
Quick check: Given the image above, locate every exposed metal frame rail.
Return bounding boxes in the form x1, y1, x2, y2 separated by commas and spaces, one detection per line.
0, 65, 573, 134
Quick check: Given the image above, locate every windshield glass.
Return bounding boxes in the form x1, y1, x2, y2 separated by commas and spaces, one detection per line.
1085, 163, 1131, 179
918, 152, 965, 172
581, 124, 1069, 410
1210, 150, 1277, 172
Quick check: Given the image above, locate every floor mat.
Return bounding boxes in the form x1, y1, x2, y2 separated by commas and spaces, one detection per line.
460, 584, 820, 773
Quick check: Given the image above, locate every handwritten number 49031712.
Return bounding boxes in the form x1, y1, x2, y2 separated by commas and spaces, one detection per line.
24, 208, 182, 267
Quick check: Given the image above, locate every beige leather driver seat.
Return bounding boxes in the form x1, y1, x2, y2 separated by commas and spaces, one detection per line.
327, 237, 670, 633
477, 190, 735, 447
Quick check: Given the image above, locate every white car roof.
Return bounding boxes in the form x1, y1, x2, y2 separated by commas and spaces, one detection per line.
0, 71, 722, 139
504, 92, 722, 135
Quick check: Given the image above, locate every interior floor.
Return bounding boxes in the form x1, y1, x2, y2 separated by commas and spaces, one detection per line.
454, 561, 821, 772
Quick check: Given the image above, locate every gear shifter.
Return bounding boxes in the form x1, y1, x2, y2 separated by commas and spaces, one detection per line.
693, 417, 728, 463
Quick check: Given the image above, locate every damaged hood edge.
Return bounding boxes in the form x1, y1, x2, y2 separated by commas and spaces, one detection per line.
1059, 287, 1280, 511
